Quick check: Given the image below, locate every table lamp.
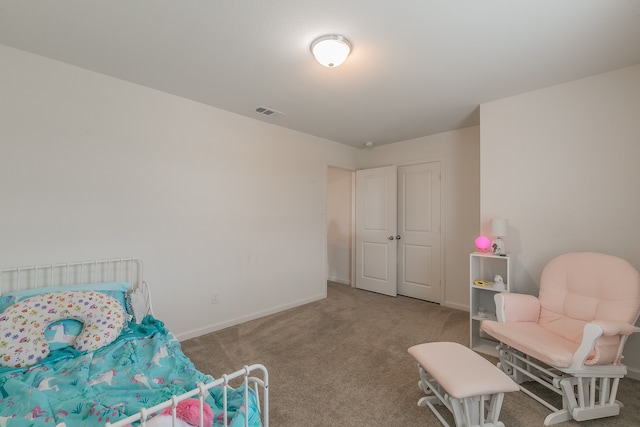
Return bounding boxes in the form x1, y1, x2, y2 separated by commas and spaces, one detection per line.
491, 219, 508, 256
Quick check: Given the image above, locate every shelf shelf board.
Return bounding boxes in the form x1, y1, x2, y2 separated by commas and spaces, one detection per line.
471, 341, 500, 357
471, 252, 509, 259
472, 314, 497, 322
471, 282, 506, 292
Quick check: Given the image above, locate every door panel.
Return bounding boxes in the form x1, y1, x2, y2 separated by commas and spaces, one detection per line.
355, 166, 397, 296
397, 162, 442, 303
404, 244, 431, 284
362, 242, 389, 281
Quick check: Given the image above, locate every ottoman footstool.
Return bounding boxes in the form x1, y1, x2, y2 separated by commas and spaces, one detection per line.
408, 342, 519, 427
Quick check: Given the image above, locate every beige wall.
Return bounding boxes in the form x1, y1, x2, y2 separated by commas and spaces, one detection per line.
0, 44, 358, 339
480, 64, 640, 377
356, 126, 481, 310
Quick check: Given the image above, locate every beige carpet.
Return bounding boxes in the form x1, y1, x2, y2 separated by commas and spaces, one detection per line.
181, 282, 639, 426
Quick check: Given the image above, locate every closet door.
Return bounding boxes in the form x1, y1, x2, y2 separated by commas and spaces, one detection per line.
355, 166, 397, 296
397, 162, 442, 303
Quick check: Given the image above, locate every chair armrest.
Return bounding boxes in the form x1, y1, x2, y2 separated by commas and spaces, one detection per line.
494, 293, 540, 323
570, 321, 640, 369
591, 320, 636, 336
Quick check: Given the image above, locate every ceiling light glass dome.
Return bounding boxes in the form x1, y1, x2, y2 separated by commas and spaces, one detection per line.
311, 35, 352, 68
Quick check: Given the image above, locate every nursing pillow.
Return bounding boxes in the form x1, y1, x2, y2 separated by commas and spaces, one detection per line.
0, 291, 126, 368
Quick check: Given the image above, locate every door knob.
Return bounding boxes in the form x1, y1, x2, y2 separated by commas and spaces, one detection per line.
388, 236, 395, 240
396, 235, 401, 240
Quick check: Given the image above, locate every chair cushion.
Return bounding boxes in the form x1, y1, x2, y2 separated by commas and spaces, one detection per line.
537, 252, 640, 365
481, 320, 579, 368
538, 252, 640, 342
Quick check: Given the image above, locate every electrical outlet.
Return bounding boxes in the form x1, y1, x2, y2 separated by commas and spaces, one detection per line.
211, 291, 219, 304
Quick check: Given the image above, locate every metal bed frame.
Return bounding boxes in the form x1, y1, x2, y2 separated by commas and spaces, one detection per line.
0, 257, 145, 297
0, 257, 269, 427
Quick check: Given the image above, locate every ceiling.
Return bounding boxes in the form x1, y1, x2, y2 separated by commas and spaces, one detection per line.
1, 1, 639, 148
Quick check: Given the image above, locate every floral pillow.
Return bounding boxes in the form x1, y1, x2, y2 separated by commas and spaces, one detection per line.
0, 282, 131, 352
0, 290, 126, 368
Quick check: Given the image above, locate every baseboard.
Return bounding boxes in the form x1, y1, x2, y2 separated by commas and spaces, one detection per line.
627, 366, 640, 381
327, 276, 351, 285
176, 293, 327, 341
443, 301, 469, 312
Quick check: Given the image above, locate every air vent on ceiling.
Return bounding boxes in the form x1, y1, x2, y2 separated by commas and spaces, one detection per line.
255, 106, 285, 118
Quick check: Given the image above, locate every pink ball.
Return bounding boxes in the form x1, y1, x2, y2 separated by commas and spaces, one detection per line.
475, 236, 491, 251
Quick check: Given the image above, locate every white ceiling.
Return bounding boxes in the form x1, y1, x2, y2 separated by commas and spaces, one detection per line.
1, 1, 639, 148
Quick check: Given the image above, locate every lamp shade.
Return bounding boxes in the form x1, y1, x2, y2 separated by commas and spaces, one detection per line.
311, 35, 351, 67
491, 219, 508, 237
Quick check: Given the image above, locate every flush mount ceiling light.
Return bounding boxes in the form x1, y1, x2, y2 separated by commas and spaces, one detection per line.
311, 35, 352, 68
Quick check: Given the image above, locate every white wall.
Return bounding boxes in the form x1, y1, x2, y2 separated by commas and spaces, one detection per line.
0, 44, 358, 340
480, 64, 640, 377
356, 126, 480, 310
326, 167, 353, 285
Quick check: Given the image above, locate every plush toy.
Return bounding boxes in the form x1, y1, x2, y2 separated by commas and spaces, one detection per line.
125, 398, 214, 427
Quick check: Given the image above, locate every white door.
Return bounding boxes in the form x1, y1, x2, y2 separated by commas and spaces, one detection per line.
397, 162, 442, 302
355, 166, 397, 296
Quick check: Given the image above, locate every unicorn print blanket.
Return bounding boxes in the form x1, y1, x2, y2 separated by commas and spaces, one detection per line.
0, 317, 261, 427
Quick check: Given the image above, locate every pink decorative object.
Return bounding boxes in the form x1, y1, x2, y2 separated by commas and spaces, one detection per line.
475, 236, 491, 252
162, 398, 214, 427
125, 398, 214, 427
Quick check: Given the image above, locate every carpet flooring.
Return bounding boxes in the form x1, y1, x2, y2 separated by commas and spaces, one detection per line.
181, 282, 639, 426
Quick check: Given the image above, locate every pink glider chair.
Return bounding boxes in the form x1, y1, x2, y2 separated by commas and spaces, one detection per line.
481, 252, 640, 425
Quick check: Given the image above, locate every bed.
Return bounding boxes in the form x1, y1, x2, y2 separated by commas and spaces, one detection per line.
0, 258, 268, 427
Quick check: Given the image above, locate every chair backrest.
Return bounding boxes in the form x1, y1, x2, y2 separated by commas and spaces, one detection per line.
538, 252, 640, 351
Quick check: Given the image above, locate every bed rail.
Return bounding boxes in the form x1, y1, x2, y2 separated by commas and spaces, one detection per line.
0, 257, 144, 296
105, 364, 269, 427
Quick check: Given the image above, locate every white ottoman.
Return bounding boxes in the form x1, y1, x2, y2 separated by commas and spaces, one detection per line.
408, 342, 519, 427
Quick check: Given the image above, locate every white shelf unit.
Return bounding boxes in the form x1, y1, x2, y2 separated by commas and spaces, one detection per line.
469, 252, 511, 356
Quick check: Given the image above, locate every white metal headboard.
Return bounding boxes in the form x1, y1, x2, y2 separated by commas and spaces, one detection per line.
0, 257, 144, 296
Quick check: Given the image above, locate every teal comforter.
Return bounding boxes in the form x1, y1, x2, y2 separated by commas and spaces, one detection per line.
0, 316, 261, 426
